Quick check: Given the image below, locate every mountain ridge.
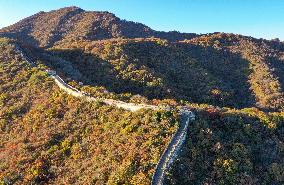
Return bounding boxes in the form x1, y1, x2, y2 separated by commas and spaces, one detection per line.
0, 6, 197, 48
1, 7, 284, 111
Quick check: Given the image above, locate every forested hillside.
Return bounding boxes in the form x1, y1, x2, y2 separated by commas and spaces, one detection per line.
167, 106, 284, 184
185, 33, 284, 110
0, 38, 179, 184
47, 34, 284, 111
1, 6, 284, 185
1, 7, 284, 111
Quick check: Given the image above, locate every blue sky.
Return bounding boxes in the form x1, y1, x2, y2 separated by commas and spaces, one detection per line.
0, 0, 283, 40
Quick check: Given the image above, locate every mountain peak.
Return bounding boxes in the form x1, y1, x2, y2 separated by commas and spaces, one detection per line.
57, 6, 84, 12
0, 7, 197, 47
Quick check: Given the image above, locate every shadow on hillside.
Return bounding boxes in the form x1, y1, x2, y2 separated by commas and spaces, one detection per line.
36, 41, 256, 109
0, 30, 41, 47
40, 48, 168, 99
176, 42, 256, 108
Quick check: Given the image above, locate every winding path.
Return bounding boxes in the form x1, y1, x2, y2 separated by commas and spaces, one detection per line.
151, 109, 195, 185
15, 44, 195, 185
51, 75, 159, 112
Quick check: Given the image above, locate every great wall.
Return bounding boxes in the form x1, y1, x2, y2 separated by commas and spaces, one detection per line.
15, 44, 195, 185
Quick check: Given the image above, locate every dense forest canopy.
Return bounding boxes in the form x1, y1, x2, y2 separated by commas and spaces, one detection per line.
1, 6, 284, 185
0, 38, 179, 184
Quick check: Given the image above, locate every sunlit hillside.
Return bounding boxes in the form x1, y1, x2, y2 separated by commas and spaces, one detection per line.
0, 6, 284, 185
